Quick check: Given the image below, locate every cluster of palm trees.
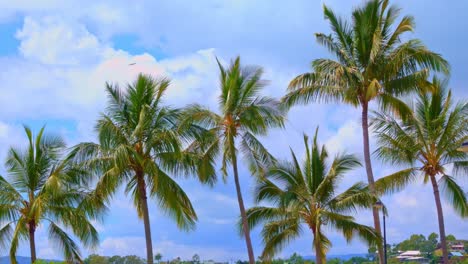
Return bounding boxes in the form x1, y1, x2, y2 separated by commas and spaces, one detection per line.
0, 0, 466, 264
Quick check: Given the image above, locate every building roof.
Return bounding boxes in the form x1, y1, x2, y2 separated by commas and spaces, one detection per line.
450, 252, 464, 257
400, 250, 422, 256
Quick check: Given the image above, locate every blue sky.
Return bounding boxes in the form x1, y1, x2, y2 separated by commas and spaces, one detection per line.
0, 0, 467, 261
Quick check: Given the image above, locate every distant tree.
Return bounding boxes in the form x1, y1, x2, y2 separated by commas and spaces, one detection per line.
446, 234, 457, 242
367, 245, 378, 261
288, 253, 305, 264
192, 254, 200, 264
124, 255, 144, 264
86, 254, 109, 264
155, 253, 163, 264
327, 259, 341, 264
428, 233, 438, 241
109, 256, 124, 264
343, 257, 369, 264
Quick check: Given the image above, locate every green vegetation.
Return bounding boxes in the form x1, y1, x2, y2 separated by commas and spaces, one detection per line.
182, 56, 286, 264
245, 129, 379, 263
372, 80, 468, 263
0, 0, 466, 263
70, 74, 215, 264
84, 254, 145, 264
0, 127, 102, 263
283, 0, 449, 262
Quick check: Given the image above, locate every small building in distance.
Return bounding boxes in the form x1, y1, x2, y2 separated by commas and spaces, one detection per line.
448, 241, 466, 253
395, 250, 429, 263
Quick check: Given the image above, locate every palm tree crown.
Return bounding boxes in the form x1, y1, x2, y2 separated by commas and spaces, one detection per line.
372, 79, 468, 263
284, 0, 449, 111
0, 126, 100, 263
282, 2, 449, 262
245, 129, 379, 264
182, 56, 286, 263
71, 74, 212, 264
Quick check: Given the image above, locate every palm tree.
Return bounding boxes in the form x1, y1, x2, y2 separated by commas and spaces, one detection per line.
282, 1, 449, 262
372, 79, 467, 263
182, 56, 286, 263
0, 126, 101, 263
71, 74, 214, 264
245, 129, 379, 264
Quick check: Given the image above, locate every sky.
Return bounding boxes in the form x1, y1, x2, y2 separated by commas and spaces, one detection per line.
0, 0, 467, 261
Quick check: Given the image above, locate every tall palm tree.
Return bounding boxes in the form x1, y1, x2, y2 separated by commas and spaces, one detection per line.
182, 56, 286, 263
372, 79, 467, 263
0, 126, 101, 263
282, 1, 449, 262
71, 74, 214, 264
245, 129, 379, 264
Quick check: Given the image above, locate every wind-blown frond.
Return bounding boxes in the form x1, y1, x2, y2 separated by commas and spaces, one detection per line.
48, 222, 81, 262
439, 175, 468, 217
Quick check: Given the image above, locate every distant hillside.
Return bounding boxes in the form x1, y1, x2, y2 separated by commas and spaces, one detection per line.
0, 256, 61, 264
304, 253, 368, 261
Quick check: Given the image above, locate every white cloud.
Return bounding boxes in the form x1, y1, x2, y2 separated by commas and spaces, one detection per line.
0, 3, 467, 261
16, 16, 107, 65
0, 16, 220, 139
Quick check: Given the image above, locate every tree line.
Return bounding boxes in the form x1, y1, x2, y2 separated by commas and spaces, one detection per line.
0, 0, 467, 264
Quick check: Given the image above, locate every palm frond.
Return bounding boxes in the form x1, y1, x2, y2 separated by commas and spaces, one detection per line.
439, 175, 468, 217
48, 222, 82, 262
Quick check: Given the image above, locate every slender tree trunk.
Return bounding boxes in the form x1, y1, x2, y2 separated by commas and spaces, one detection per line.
315, 245, 323, 264
137, 171, 154, 264
231, 147, 256, 264
430, 175, 448, 264
361, 102, 384, 264
29, 221, 36, 264
312, 227, 324, 264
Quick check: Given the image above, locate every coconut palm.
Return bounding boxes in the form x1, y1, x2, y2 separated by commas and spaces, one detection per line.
70, 74, 215, 264
0, 126, 101, 263
245, 129, 379, 264
372, 79, 467, 263
181, 56, 286, 263
282, 1, 449, 262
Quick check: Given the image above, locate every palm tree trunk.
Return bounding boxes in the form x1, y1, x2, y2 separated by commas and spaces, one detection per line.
312, 228, 324, 264
430, 175, 448, 264
231, 147, 256, 264
314, 246, 323, 264
29, 221, 36, 264
137, 171, 154, 264
361, 102, 384, 264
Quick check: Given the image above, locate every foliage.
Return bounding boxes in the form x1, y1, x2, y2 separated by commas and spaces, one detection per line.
84, 254, 145, 264
283, 0, 449, 112
394, 233, 438, 253
181, 56, 286, 263
33, 261, 66, 264
71, 74, 214, 264
372, 79, 468, 262
283, 1, 449, 261
0, 126, 101, 264
155, 253, 163, 263
245, 129, 379, 262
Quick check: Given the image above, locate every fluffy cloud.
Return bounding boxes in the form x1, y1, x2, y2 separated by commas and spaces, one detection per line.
16, 16, 106, 65
0, 16, 220, 140
0, 1, 467, 261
